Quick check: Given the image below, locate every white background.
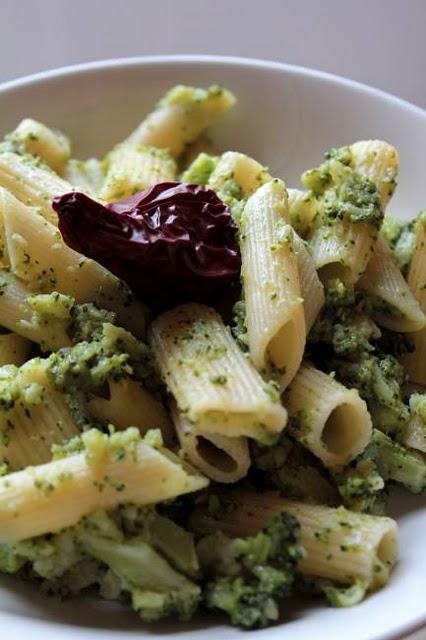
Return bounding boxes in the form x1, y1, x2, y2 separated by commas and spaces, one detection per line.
0, 0, 425, 108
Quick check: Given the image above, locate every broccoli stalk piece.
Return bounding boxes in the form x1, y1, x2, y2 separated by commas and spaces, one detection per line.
197, 513, 304, 628
81, 534, 200, 622
366, 429, 426, 493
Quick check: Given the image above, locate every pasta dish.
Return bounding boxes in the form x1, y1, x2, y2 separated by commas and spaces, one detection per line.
0, 84, 423, 628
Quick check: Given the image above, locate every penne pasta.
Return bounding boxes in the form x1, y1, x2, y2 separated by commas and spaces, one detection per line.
358, 233, 426, 333
8, 118, 71, 174
240, 180, 305, 390
308, 219, 378, 284
0, 428, 208, 542
172, 406, 250, 484
291, 231, 325, 333
0, 332, 31, 366
401, 215, 426, 383
0, 151, 75, 225
208, 151, 271, 201
0, 188, 147, 337
189, 491, 399, 590
284, 362, 372, 467
88, 377, 174, 445
63, 158, 105, 196
0, 359, 79, 470
149, 303, 287, 443
125, 85, 235, 158
100, 144, 176, 201
350, 140, 399, 209
287, 188, 318, 238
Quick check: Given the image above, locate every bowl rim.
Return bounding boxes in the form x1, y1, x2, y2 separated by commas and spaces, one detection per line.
0, 53, 424, 120
0, 52, 424, 640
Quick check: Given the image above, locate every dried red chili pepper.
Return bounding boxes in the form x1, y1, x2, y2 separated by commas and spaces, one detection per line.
53, 182, 241, 308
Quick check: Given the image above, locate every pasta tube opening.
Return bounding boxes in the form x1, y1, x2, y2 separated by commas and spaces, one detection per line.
321, 403, 368, 456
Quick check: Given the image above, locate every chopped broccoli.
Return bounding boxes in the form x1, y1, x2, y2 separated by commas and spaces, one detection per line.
319, 578, 368, 607
0, 506, 201, 623
231, 298, 249, 351
25, 292, 116, 351
180, 152, 218, 185
47, 322, 158, 398
302, 151, 383, 228
334, 458, 387, 514
198, 513, 304, 628
381, 214, 415, 274
365, 429, 426, 493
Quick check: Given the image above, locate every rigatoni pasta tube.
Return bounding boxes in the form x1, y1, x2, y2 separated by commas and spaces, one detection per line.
0, 188, 146, 337
125, 85, 235, 158
0, 429, 208, 542
100, 144, 176, 201
172, 406, 250, 484
149, 303, 287, 443
0, 360, 79, 470
240, 179, 305, 390
357, 233, 426, 333
0, 151, 75, 225
402, 216, 426, 384
189, 492, 399, 590
64, 158, 104, 196
0, 332, 31, 366
285, 362, 372, 467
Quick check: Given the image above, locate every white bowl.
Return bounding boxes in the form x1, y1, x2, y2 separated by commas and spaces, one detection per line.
0, 55, 425, 640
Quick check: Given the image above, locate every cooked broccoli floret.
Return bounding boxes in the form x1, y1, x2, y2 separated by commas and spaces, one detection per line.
334, 458, 387, 514
381, 214, 415, 274
198, 513, 304, 628
181, 152, 218, 185
333, 354, 409, 436
48, 322, 157, 397
302, 151, 383, 228
231, 298, 249, 351
26, 292, 116, 351
365, 429, 426, 493
0, 506, 201, 623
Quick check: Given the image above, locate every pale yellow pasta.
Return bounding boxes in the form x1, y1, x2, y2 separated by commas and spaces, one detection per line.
149, 303, 287, 443
190, 492, 399, 590
358, 233, 426, 332
100, 144, 176, 201
0, 272, 70, 350
240, 180, 305, 390
0, 189, 146, 337
10, 118, 71, 173
350, 140, 399, 209
125, 85, 235, 158
208, 151, 271, 198
88, 377, 174, 444
0, 360, 79, 470
0, 151, 75, 225
284, 362, 372, 467
291, 231, 325, 332
172, 407, 250, 484
401, 217, 426, 383
0, 332, 31, 366
63, 158, 105, 196
0, 433, 208, 542
308, 219, 378, 284
287, 188, 318, 237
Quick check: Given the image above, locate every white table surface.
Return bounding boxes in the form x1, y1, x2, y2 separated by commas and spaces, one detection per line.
0, 0, 425, 637
0, 0, 425, 109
